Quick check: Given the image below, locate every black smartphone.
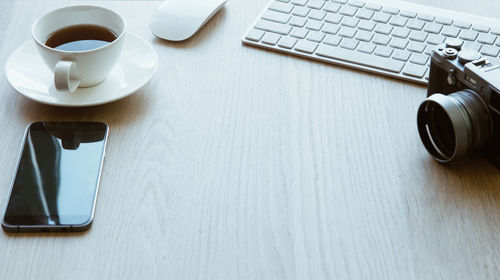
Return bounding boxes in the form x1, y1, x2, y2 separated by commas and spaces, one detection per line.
1, 122, 108, 232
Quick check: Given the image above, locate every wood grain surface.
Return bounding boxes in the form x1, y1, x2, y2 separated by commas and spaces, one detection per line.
0, 0, 499, 279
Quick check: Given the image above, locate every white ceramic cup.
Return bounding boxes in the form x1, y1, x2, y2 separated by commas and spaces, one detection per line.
32, 5, 126, 93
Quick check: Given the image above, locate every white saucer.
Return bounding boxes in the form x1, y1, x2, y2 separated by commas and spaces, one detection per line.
5, 33, 158, 107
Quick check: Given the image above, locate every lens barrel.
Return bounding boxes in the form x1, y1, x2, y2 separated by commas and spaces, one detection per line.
417, 89, 492, 163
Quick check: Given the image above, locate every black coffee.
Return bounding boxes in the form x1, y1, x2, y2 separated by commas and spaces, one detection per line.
45, 24, 118, 51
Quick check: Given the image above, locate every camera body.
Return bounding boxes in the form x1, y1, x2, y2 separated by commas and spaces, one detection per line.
418, 39, 500, 168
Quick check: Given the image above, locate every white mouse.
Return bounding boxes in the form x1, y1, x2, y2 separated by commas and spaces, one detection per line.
150, 0, 228, 41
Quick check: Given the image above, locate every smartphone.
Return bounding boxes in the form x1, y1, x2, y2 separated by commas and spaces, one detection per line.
1, 122, 108, 232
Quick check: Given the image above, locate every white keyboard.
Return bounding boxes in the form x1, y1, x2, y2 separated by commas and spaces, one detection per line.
242, 0, 500, 84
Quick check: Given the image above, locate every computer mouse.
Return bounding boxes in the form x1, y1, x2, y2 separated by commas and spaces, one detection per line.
150, 0, 228, 41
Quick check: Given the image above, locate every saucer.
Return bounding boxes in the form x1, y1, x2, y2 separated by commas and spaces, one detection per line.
5, 32, 158, 107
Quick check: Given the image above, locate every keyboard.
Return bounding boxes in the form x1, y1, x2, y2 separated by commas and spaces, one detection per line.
242, 0, 500, 84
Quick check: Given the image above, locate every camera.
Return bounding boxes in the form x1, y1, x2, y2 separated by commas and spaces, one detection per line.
417, 39, 500, 168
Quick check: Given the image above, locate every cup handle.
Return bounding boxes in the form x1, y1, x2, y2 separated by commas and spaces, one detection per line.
54, 61, 80, 93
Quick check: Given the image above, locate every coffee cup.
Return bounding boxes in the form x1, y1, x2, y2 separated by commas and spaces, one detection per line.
32, 5, 126, 93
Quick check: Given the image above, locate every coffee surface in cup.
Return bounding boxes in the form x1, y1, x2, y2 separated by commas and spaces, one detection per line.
45, 24, 117, 51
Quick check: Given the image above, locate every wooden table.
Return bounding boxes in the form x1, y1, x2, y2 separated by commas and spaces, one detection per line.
1, 0, 499, 279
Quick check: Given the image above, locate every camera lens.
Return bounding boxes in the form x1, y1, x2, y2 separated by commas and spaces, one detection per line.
417, 89, 492, 163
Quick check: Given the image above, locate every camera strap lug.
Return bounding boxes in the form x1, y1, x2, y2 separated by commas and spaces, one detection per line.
447, 69, 456, 85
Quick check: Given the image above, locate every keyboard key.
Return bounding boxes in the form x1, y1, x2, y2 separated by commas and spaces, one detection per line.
441, 26, 460, 37
309, 10, 326, 20
417, 14, 435, 22
307, 0, 325, 10
341, 17, 360, 28
323, 35, 342, 46
355, 30, 374, 41
294, 40, 318, 53
435, 17, 453, 25
374, 24, 393, 35
492, 28, 500, 35
392, 27, 410, 38
315, 44, 405, 72
487, 57, 500, 65
472, 24, 490, 33
340, 38, 359, 49
322, 23, 341, 35
339, 6, 358, 16
400, 10, 417, 18
324, 13, 343, 24
374, 46, 393, 57
338, 27, 357, 38
289, 17, 308, 28
389, 16, 408, 27
459, 29, 478, 41
392, 49, 411, 61
255, 19, 292, 35
305, 19, 324, 30
262, 33, 281, 45
245, 29, 265, 42
424, 45, 435, 55
424, 23, 442, 34
356, 9, 374, 20
372, 34, 391, 45
332, 0, 348, 4
382, 7, 399, 15
463, 41, 482, 52
357, 42, 376, 53
477, 33, 496, 45
307, 31, 326, 42
276, 0, 290, 2
262, 10, 291, 24
389, 38, 408, 49
409, 53, 429, 65
291, 0, 308, 6
290, 28, 309, 38
454, 21, 472, 29
323, 3, 341, 13
407, 19, 425, 30
403, 64, 427, 77
427, 34, 445, 45
358, 20, 376, 31
409, 30, 428, 42
278, 36, 298, 48
481, 45, 500, 57
269, 1, 294, 14
365, 3, 382, 11
348, 0, 365, 8
407, 41, 426, 53
292, 7, 310, 17
373, 12, 391, 23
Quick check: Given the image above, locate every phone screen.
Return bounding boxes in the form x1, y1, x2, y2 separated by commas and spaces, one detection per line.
2, 122, 108, 229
